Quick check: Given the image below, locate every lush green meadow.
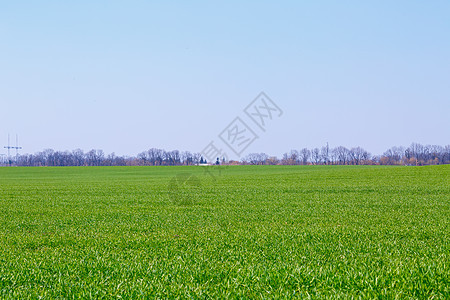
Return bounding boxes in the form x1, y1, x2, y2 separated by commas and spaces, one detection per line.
0, 165, 448, 298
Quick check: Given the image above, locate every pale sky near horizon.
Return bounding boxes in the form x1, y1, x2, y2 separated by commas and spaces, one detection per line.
1, 1, 449, 159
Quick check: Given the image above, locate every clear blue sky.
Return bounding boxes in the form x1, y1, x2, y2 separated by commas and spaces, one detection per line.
1, 1, 449, 159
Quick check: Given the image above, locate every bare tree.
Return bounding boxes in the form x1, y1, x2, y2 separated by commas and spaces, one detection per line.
259, 153, 269, 165
266, 156, 279, 165
181, 151, 193, 165
242, 153, 268, 165
334, 146, 350, 165
289, 150, 300, 165
349, 147, 369, 165
300, 148, 311, 165
311, 148, 320, 165
281, 153, 290, 165
320, 143, 330, 165
192, 152, 202, 165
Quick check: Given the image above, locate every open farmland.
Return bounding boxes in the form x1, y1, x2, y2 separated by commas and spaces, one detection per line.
0, 165, 448, 298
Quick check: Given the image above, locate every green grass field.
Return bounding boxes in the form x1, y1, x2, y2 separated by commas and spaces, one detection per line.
0, 165, 448, 298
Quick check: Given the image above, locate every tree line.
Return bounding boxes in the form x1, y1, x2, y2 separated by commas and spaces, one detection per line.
242, 143, 450, 166
1, 142, 449, 167
7, 148, 202, 167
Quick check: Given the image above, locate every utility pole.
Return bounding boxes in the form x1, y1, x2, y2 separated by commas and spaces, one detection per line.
4, 134, 22, 166
4, 134, 12, 166
14, 134, 22, 165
